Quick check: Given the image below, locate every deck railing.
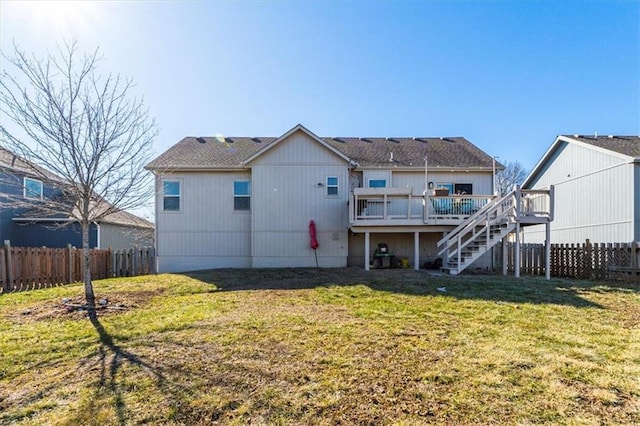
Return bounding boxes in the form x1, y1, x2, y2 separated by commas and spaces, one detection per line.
349, 187, 496, 225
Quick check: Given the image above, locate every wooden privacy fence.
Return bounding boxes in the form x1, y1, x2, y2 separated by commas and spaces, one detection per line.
0, 243, 155, 293
499, 240, 640, 282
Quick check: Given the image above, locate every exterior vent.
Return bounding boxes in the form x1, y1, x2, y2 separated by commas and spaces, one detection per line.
196, 137, 206, 144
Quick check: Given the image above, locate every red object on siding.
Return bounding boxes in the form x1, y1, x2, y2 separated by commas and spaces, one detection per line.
309, 220, 319, 250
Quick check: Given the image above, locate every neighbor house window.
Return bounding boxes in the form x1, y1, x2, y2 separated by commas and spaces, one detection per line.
234, 181, 251, 211
326, 176, 338, 196
163, 180, 181, 211
24, 177, 43, 199
368, 179, 387, 188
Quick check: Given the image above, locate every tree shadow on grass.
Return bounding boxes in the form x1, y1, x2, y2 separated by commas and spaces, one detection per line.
68, 313, 195, 425
183, 267, 640, 309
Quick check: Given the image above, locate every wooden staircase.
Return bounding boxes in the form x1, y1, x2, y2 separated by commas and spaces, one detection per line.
437, 187, 553, 275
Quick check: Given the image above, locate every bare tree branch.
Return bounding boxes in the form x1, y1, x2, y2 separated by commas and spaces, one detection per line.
496, 161, 528, 196
0, 41, 157, 313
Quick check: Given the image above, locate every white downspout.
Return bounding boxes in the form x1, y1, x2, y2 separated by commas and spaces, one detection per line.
94, 222, 101, 249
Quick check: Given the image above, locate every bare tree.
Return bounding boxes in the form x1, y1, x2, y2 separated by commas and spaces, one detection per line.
495, 160, 528, 196
0, 42, 157, 314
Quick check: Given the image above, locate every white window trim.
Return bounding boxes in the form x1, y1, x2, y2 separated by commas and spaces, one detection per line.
368, 178, 387, 188
162, 179, 182, 213
233, 180, 251, 212
326, 176, 339, 197
24, 177, 43, 199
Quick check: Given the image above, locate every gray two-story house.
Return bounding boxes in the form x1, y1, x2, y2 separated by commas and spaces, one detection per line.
147, 124, 553, 274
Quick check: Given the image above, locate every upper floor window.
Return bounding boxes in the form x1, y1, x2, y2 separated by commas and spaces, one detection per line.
234, 181, 251, 211
24, 177, 43, 199
326, 176, 338, 196
368, 179, 387, 188
163, 180, 181, 211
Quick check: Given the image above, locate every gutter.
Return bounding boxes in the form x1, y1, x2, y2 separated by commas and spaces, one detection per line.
12, 217, 73, 223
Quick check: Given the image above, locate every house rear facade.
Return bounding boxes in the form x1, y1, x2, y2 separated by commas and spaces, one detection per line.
522, 135, 640, 243
147, 124, 505, 273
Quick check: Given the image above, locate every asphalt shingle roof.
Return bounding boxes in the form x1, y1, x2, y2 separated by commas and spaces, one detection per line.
565, 135, 640, 158
147, 135, 496, 169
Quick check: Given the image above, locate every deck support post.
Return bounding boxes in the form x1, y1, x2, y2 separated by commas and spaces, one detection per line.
545, 221, 551, 280
502, 237, 508, 276
364, 232, 370, 271
514, 222, 521, 278
414, 232, 419, 271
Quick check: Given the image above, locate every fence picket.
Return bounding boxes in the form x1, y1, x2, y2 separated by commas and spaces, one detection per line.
0, 245, 155, 293
503, 240, 639, 282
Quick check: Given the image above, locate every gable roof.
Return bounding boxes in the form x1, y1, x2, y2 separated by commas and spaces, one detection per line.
243, 124, 351, 165
0, 147, 63, 182
146, 126, 497, 171
523, 135, 640, 188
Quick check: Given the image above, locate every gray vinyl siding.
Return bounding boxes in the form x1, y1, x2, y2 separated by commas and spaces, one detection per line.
250, 130, 349, 267
156, 171, 252, 272
524, 141, 634, 243
99, 223, 153, 249
392, 171, 493, 195
363, 170, 392, 187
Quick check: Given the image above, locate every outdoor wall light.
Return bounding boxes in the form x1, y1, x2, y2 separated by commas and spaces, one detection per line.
428, 181, 434, 189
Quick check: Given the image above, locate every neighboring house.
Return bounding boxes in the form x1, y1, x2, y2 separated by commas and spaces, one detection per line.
147, 124, 519, 273
522, 135, 640, 243
0, 148, 154, 249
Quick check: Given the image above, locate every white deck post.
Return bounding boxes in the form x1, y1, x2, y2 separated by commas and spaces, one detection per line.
545, 221, 551, 280
514, 222, 521, 278
365, 232, 370, 271
502, 237, 508, 276
414, 231, 419, 271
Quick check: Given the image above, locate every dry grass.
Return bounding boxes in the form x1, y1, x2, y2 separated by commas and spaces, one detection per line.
1, 268, 639, 425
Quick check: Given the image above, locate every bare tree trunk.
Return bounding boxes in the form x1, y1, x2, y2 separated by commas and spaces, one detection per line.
82, 221, 96, 313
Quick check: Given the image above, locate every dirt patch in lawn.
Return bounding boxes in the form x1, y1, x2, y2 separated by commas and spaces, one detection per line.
5, 289, 164, 323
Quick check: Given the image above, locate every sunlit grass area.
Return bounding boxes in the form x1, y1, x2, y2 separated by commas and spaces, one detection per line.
1, 269, 639, 424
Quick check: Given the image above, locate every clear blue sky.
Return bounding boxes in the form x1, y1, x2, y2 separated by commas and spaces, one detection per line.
1, 0, 639, 172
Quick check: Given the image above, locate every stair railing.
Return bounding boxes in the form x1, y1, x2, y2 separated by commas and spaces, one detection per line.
437, 190, 518, 268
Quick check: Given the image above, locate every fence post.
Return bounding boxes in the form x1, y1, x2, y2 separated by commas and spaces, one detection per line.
67, 244, 74, 284
132, 246, 138, 276
3, 240, 11, 291
584, 239, 592, 279
150, 247, 156, 274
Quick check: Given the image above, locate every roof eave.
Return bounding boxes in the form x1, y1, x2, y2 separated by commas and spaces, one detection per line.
146, 165, 248, 172
357, 165, 496, 172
